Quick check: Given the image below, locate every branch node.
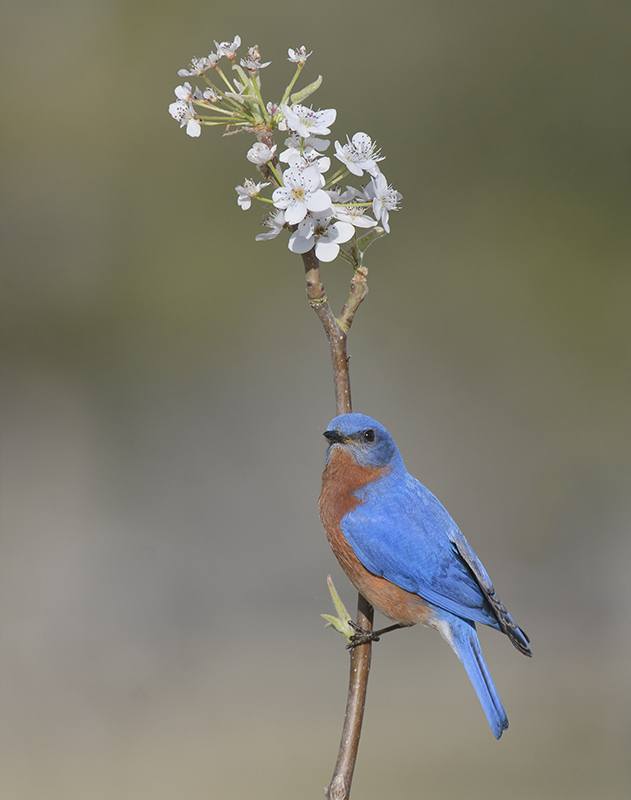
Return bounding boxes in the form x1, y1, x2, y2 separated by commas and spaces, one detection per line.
326, 775, 349, 800
309, 294, 329, 309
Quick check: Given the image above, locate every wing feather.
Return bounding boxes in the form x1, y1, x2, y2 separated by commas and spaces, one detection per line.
343, 473, 507, 632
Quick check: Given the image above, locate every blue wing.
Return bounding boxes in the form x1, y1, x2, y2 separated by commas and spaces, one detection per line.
342, 471, 522, 639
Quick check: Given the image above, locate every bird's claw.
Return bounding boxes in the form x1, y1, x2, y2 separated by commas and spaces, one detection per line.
346, 620, 381, 648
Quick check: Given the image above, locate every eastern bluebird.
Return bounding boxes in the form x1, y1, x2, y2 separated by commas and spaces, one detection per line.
319, 413, 531, 739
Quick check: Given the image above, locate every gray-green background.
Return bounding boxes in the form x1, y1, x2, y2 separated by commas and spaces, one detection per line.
2, 1, 630, 798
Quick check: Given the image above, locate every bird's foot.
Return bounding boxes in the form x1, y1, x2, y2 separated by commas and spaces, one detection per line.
346, 620, 381, 649
345, 620, 409, 648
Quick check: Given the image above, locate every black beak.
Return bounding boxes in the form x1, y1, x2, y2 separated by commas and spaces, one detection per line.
323, 430, 347, 444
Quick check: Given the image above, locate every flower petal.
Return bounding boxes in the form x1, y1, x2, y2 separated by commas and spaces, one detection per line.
284, 202, 308, 225
305, 189, 333, 213
330, 221, 355, 243
186, 119, 201, 137
315, 240, 340, 262
288, 232, 315, 254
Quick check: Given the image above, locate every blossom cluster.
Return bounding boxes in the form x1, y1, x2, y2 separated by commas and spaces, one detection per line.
169, 37, 401, 265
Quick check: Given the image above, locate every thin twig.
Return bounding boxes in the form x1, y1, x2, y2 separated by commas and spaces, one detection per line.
338, 267, 368, 335
301, 250, 374, 800
303, 249, 351, 414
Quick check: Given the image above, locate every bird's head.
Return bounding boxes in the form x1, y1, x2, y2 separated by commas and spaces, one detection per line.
323, 413, 403, 470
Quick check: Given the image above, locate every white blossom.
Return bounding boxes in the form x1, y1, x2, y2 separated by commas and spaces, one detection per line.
334, 205, 377, 228
214, 36, 241, 60
178, 55, 216, 77
255, 209, 286, 241
287, 46, 312, 65
279, 132, 330, 164
285, 151, 331, 174
240, 45, 271, 74
364, 173, 402, 233
272, 166, 332, 225
176, 83, 218, 107
246, 142, 277, 165
326, 186, 360, 204
196, 87, 218, 104
174, 82, 194, 102
280, 103, 337, 138
168, 100, 201, 137
334, 132, 384, 177
288, 213, 355, 262
235, 179, 269, 210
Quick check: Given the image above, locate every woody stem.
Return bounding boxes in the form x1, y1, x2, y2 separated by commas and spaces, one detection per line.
302, 249, 374, 800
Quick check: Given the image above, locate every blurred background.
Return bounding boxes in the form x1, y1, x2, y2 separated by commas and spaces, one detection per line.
2, 1, 630, 798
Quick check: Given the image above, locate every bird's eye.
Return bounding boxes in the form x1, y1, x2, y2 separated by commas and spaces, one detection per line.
363, 429, 376, 443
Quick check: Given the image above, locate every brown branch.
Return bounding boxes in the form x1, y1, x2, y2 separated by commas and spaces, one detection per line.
303, 249, 351, 415
302, 249, 374, 800
326, 595, 374, 800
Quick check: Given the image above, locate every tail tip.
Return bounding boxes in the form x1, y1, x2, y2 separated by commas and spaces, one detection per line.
493, 716, 509, 739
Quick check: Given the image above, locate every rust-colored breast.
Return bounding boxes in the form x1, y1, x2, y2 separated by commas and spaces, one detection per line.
319, 449, 435, 627
319, 449, 383, 531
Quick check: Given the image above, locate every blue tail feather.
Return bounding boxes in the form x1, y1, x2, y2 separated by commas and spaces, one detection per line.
442, 616, 509, 739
